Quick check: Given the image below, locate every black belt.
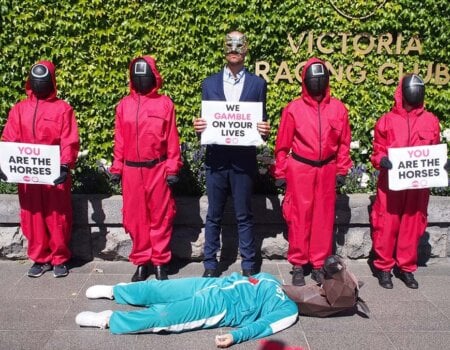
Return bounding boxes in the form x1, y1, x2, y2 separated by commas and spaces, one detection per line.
125, 155, 167, 168
291, 152, 335, 167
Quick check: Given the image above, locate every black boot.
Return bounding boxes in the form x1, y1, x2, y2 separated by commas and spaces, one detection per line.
377, 270, 393, 289
131, 265, 149, 282
292, 266, 305, 286
202, 268, 219, 278
311, 268, 325, 284
242, 268, 256, 277
398, 271, 418, 289
155, 265, 168, 280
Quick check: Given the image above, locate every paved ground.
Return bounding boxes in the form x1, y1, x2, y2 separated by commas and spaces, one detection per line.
0, 257, 449, 350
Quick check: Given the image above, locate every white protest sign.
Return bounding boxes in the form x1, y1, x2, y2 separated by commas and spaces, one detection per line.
388, 144, 448, 191
0, 142, 60, 185
200, 101, 264, 146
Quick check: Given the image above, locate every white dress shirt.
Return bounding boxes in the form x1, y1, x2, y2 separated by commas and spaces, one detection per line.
223, 66, 245, 102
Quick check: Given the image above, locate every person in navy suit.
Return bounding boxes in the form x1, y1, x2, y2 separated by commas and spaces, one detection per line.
194, 30, 270, 278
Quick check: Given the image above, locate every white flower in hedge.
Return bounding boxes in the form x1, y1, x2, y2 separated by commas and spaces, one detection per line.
77, 149, 89, 159
259, 168, 268, 175
442, 128, 450, 141
257, 155, 274, 165
96, 158, 111, 172
350, 140, 360, 149
360, 148, 368, 154
360, 172, 370, 188
257, 147, 274, 165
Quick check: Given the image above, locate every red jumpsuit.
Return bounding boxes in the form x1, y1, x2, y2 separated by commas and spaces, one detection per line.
110, 56, 182, 267
1, 60, 79, 266
274, 58, 352, 269
370, 79, 440, 273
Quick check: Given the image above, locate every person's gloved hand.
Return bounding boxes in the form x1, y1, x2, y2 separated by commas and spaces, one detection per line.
444, 158, 450, 171
275, 178, 286, 189
0, 167, 7, 182
380, 156, 393, 169
110, 173, 121, 185
166, 175, 179, 186
336, 174, 346, 187
54, 165, 69, 185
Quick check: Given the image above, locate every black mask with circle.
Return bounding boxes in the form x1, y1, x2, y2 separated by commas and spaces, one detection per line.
29, 64, 54, 99
402, 74, 425, 108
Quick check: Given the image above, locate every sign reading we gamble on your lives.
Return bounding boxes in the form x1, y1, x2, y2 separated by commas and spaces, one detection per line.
0, 142, 60, 185
388, 144, 448, 191
200, 101, 264, 146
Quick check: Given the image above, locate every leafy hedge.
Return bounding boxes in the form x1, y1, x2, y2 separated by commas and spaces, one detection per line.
1, 0, 449, 195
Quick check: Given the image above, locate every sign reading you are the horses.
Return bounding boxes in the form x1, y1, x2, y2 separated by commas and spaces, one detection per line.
388, 144, 448, 191
200, 101, 263, 146
0, 142, 60, 185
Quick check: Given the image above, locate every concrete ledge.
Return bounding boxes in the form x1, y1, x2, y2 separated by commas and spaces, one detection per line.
0, 194, 449, 262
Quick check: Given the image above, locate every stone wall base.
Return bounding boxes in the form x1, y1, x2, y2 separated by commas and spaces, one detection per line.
1, 194, 449, 263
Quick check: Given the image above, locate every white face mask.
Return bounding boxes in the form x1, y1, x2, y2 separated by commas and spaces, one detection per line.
223, 33, 248, 55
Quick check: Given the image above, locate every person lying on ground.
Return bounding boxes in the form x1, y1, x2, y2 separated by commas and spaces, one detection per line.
75, 255, 367, 348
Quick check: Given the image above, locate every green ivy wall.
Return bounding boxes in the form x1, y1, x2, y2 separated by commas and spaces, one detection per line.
1, 0, 449, 194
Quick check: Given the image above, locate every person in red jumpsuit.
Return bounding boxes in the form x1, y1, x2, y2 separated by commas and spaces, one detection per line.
109, 56, 182, 282
273, 57, 352, 286
370, 74, 442, 289
1, 60, 79, 278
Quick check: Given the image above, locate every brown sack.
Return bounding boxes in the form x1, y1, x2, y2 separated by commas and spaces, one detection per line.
283, 255, 367, 317
322, 265, 358, 308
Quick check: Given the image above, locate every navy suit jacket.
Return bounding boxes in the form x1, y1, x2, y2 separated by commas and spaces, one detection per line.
201, 69, 267, 172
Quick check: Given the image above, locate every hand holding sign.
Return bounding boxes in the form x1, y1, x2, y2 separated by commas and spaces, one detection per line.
53, 165, 69, 185
444, 159, 450, 172
0, 167, 7, 181
257, 121, 270, 137
380, 156, 393, 169
193, 118, 207, 133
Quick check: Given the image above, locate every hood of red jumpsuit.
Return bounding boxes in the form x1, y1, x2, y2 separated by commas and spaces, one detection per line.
128, 55, 163, 97
301, 57, 331, 106
25, 60, 58, 101
391, 76, 425, 117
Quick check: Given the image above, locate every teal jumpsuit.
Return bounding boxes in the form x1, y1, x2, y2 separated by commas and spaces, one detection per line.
109, 272, 298, 344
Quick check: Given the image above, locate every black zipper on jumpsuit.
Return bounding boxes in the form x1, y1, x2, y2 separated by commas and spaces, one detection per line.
407, 112, 411, 147
32, 99, 39, 142
317, 102, 322, 160
135, 95, 145, 181
135, 95, 141, 161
